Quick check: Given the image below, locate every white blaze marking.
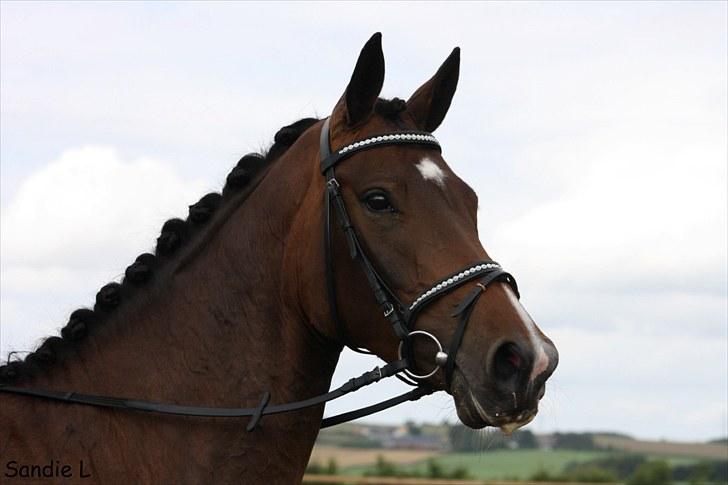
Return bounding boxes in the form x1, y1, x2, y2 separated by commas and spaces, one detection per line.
416, 157, 447, 187
503, 287, 550, 381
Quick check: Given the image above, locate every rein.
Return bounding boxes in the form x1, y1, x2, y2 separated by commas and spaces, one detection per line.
0, 119, 519, 431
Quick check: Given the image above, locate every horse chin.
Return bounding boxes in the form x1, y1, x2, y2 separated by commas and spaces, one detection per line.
449, 369, 492, 429
449, 368, 539, 434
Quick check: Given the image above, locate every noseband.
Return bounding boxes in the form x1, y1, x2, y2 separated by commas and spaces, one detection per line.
0, 119, 520, 431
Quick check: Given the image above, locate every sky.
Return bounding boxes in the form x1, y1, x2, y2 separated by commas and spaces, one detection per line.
1, 2, 726, 442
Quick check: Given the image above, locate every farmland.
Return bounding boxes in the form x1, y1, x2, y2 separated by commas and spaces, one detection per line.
310, 445, 441, 469
340, 449, 610, 480
308, 429, 728, 482
593, 435, 728, 460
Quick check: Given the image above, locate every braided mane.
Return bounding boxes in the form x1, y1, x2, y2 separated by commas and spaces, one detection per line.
0, 117, 319, 385
0, 96, 411, 385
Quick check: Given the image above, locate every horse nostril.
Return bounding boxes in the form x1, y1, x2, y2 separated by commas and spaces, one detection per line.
492, 342, 524, 381
507, 350, 522, 369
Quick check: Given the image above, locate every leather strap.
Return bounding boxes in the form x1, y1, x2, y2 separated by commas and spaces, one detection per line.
321, 386, 434, 428
320, 118, 411, 352
444, 270, 519, 388
319, 121, 440, 174
0, 359, 408, 426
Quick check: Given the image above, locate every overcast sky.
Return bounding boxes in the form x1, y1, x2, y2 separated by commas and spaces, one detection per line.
1, 2, 726, 442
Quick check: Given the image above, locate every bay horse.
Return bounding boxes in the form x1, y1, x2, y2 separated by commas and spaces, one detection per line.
0, 33, 557, 483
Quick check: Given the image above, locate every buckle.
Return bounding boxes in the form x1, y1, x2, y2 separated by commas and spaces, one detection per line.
383, 302, 395, 317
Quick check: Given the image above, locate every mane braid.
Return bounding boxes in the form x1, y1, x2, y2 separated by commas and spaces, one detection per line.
0, 117, 320, 385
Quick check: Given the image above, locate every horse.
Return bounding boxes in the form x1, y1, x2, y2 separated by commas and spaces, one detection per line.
0, 33, 558, 483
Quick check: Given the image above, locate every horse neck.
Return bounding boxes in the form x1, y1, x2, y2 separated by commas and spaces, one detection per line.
28, 138, 340, 457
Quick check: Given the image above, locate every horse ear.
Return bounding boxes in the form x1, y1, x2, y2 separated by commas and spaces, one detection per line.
406, 47, 460, 132
332, 33, 385, 127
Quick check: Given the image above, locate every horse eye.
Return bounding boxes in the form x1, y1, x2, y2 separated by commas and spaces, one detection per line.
364, 192, 395, 213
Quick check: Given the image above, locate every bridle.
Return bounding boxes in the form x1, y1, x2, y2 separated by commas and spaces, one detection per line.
320, 118, 519, 386
0, 118, 520, 431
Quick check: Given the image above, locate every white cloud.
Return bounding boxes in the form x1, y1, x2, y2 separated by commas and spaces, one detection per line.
1, 146, 210, 353
484, 62, 727, 297
1, 146, 209, 267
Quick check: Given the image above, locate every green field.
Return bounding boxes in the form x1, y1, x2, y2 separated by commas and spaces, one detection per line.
343, 450, 611, 480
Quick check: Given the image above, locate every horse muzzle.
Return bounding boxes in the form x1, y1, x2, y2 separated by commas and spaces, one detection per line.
449, 338, 558, 431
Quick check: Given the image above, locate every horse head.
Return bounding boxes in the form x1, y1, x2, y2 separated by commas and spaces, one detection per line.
291, 33, 558, 432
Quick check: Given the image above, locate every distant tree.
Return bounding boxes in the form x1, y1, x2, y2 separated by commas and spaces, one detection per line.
534, 463, 617, 483
427, 459, 444, 478
449, 466, 469, 479
363, 455, 468, 479
422, 459, 469, 479
709, 460, 728, 482
405, 420, 422, 436
673, 460, 728, 483
530, 466, 558, 482
627, 460, 672, 485
514, 430, 538, 449
364, 455, 401, 477
565, 454, 646, 480
553, 432, 596, 450
687, 461, 712, 485
565, 465, 618, 483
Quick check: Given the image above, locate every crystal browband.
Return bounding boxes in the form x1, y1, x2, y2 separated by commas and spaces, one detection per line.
338, 133, 439, 155
320, 131, 441, 173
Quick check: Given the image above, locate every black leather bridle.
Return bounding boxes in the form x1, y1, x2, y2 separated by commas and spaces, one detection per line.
0, 119, 519, 431
319, 118, 519, 389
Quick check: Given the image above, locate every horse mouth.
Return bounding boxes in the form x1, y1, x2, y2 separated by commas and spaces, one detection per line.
449, 368, 538, 434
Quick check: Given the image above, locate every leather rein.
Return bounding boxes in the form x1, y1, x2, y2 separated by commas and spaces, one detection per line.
0, 119, 519, 431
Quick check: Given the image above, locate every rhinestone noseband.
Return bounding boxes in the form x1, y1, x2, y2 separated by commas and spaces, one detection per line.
409, 262, 503, 312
